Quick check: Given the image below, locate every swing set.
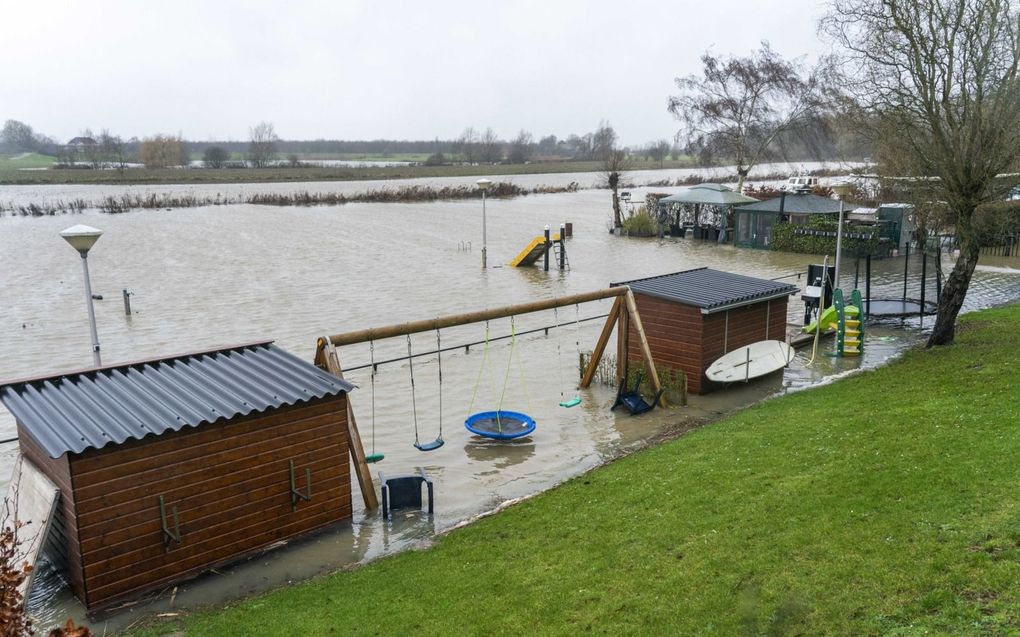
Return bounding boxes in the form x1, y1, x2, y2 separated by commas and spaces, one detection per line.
313, 285, 664, 511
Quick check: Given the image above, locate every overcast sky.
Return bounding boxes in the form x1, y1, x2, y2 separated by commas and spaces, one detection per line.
0, 1, 830, 145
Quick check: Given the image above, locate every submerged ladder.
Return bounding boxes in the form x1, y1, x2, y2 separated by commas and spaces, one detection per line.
552, 239, 570, 271
834, 288, 865, 357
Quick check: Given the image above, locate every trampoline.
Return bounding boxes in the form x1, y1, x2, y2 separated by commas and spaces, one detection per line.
464, 410, 536, 440
866, 298, 938, 318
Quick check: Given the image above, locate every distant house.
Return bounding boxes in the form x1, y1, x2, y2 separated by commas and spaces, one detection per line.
66, 136, 96, 149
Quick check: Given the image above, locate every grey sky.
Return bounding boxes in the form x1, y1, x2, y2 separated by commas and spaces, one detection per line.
1, 0, 828, 146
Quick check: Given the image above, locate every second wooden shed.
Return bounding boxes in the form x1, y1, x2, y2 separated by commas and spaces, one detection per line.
613, 268, 798, 394
0, 341, 354, 612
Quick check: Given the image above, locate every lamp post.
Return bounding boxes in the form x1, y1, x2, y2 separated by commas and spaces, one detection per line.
477, 178, 492, 268
60, 224, 103, 366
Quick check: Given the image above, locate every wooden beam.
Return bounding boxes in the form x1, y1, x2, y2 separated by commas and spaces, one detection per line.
328, 287, 628, 347
616, 301, 629, 384
315, 337, 379, 511
623, 290, 666, 407
579, 297, 621, 388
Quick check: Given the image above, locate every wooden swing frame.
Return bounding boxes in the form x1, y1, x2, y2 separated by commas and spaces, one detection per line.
313, 286, 662, 511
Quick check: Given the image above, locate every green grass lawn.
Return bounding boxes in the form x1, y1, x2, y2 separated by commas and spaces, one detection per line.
134, 305, 1020, 636
0, 152, 56, 173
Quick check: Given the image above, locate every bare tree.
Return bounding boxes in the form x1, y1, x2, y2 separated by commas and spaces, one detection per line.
824, 0, 1020, 346
78, 128, 103, 169
0, 120, 36, 152
602, 147, 631, 228
647, 139, 670, 167
668, 42, 822, 193
98, 129, 126, 171
479, 127, 502, 163
139, 134, 187, 168
454, 127, 478, 163
203, 145, 229, 169
508, 129, 533, 164
591, 120, 617, 161
248, 121, 278, 168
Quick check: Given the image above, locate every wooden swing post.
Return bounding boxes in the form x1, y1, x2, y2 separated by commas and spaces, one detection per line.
578, 290, 665, 407
314, 337, 379, 511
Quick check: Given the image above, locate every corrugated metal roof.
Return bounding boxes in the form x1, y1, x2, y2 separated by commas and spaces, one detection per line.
733, 193, 842, 214
0, 342, 353, 459
613, 268, 798, 314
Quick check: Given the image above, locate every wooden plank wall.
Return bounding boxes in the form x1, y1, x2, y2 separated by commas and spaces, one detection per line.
626, 294, 704, 392
628, 295, 790, 395
67, 395, 351, 610
17, 428, 83, 601
701, 298, 789, 393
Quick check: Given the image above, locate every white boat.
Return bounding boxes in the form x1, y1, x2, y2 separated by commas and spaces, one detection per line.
705, 340, 794, 383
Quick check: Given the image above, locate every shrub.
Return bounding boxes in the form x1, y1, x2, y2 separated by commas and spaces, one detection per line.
622, 209, 659, 237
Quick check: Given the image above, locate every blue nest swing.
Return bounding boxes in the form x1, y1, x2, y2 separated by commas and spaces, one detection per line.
464, 317, 537, 441
465, 410, 536, 440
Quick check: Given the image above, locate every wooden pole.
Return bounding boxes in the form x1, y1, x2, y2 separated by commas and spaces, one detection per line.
616, 301, 629, 385
327, 287, 628, 347
315, 337, 379, 511
623, 290, 665, 407
579, 298, 621, 388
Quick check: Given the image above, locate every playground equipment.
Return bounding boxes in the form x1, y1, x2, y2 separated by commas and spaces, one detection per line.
314, 286, 664, 510
365, 342, 385, 463
379, 468, 434, 519
407, 334, 445, 451
554, 306, 582, 408
834, 289, 865, 356
612, 372, 663, 416
464, 316, 537, 440
510, 224, 569, 271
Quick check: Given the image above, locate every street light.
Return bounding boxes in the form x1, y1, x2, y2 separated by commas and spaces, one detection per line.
60, 224, 103, 366
477, 178, 493, 268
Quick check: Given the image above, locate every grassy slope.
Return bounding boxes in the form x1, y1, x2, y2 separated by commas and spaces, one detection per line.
139, 306, 1020, 636
0, 152, 56, 171
0, 159, 697, 186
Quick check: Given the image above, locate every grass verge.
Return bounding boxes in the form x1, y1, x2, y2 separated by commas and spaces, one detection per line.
135, 306, 1020, 636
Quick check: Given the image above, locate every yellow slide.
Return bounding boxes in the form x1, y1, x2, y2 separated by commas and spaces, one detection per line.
510, 234, 559, 267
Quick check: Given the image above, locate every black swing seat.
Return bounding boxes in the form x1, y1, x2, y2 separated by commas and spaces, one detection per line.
611, 373, 663, 416
379, 468, 434, 519
414, 436, 445, 452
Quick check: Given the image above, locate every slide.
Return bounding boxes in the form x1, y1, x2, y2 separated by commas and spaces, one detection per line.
802, 305, 837, 334
509, 233, 560, 267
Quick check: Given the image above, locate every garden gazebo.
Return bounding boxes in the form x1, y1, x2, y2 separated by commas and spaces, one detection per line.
732, 191, 842, 249
656, 183, 758, 241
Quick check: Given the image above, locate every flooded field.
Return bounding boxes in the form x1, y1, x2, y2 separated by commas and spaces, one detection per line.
0, 161, 855, 211
1, 179, 1019, 632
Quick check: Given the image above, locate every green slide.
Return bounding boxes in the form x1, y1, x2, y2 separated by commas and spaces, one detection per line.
803, 305, 837, 334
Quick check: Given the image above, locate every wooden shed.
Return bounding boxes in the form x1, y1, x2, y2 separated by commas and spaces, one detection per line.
613, 268, 798, 394
0, 341, 354, 612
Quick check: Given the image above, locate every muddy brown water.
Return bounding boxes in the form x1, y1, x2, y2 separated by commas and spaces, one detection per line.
1, 176, 1019, 633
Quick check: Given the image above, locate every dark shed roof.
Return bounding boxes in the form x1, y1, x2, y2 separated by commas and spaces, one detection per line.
0, 342, 353, 458
613, 268, 798, 314
733, 192, 842, 214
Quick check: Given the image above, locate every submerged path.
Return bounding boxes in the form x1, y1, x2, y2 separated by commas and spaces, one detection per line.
135, 304, 1020, 636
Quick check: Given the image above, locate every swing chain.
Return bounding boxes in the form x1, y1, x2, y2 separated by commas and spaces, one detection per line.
553, 307, 564, 398
435, 329, 443, 438
407, 335, 420, 446
369, 341, 376, 455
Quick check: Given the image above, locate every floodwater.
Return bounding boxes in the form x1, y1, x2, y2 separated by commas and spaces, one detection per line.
0, 160, 857, 211
1, 177, 1019, 633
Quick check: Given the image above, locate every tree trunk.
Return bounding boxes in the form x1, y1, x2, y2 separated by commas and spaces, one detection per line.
609, 171, 622, 228
927, 207, 979, 347
735, 167, 749, 195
